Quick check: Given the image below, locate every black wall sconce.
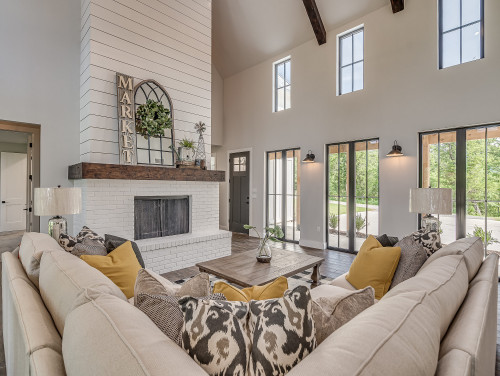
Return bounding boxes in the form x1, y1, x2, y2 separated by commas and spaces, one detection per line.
303, 150, 316, 163
386, 141, 404, 157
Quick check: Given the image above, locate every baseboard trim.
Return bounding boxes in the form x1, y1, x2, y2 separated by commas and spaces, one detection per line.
299, 239, 326, 250
220, 225, 229, 231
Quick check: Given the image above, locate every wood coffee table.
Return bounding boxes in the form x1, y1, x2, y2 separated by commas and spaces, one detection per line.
196, 249, 324, 288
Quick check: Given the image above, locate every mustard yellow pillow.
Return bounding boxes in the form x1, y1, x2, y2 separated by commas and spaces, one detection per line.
346, 236, 401, 300
213, 276, 288, 302
80, 241, 141, 299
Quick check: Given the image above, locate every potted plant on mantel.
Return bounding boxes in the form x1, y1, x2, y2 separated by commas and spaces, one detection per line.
243, 224, 284, 263
135, 99, 172, 139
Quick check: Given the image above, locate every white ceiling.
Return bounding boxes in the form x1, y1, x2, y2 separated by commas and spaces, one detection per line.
213, 0, 389, 78
0, 130, 29, 144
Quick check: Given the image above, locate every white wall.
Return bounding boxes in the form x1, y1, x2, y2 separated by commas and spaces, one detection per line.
80, 0, 212, 163
212, 66, 224, 146
0, 0, 81, 233
219, 0, 500, 248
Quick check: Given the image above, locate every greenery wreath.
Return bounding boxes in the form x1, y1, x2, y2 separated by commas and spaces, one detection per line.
135, 99, 172, 137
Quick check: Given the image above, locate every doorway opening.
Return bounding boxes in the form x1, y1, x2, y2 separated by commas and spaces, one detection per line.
0, 120, 41, 235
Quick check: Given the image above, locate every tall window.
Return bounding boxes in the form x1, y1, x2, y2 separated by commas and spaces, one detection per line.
327, 139, 379, 252
439, 0, 484, 69
267, 149, 300, 242
338, 27, 364, 95
273, 58, 291, 112
420, 125, 500, 257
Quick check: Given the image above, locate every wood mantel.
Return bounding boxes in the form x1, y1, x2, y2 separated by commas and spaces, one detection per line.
68, 163, 225, 182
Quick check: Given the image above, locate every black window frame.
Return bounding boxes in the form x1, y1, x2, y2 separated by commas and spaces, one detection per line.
439, 0, 484, 69
273, 58, 291, 112
338, 27, 364, 96
266, 147, 300, 243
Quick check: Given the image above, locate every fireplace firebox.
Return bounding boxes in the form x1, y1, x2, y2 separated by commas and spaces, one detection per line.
134, 196, 190, 240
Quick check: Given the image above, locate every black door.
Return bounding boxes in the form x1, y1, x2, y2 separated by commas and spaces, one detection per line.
229, 152, 250, 234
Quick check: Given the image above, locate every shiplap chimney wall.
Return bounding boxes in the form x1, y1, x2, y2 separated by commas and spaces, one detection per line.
80, 0, 212, 163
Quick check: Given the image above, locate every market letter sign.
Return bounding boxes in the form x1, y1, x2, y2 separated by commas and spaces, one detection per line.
116, 72, 137, 165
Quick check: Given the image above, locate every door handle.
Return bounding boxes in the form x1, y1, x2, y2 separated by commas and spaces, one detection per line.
1, 201, 5, 204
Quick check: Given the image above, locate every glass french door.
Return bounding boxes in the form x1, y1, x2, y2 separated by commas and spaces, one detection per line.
266, 149, 300, 242
420, 125, 500, 257
327, 139, 379, 252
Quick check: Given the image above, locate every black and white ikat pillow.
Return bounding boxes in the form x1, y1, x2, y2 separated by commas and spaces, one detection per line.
411, 228, 442, 256
249, 285, 317, 376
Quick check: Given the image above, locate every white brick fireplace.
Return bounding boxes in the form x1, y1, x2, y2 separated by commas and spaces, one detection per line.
73, 178, 231, 274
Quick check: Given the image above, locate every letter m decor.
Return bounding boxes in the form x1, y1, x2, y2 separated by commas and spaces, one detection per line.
116, 72, 137, 165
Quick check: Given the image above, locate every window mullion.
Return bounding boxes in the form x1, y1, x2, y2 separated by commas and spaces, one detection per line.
456, 129, 467, 239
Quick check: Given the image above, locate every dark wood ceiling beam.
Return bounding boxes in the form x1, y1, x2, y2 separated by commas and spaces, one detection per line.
302, 0, 327, 45
391, 0, 404, 13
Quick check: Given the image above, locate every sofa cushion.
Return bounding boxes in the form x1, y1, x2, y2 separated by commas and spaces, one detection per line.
135, 292, 225, 346
39, 250, 126, 335
346, 236, 401, 299
287, 290, 441, 376
390, 236, 428, 289
30, 348, 66, 376
384, 254, 468, 339
249, 286, 316, 376
63, 291, 206, 376
19, 232, 63, 288
105, 234, 145, 268
434, 349, 472, 376
3, 250, 35, 288
213, 276, 288, 302
180, 297, 251, 375
80, 241, 142, 299
439, 279, 497, 376
420, 237, 484, 282
329, 273, 357, 291
134, 269, 210, 303
310, 285, 375, 344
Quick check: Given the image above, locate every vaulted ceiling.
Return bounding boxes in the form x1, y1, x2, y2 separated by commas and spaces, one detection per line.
213, 0, 389, 78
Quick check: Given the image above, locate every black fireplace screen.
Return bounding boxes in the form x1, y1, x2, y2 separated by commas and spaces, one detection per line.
134, 196, 190, 240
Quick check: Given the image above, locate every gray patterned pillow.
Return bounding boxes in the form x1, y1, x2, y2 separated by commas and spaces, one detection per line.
71, 238, 107, 257
58, 226, 105, 253
411, 228, 441, 256
249, 285, 316, 375
136, 293, 225, 346
390, 236, 428, 288
179, 297, 251, 376
311, 286, 375, 344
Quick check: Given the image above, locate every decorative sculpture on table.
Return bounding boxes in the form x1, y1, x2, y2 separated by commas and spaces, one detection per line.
194, 121, 207, 170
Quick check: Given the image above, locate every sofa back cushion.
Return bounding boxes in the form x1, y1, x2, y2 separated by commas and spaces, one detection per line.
62, 291, 207, 376
19, 232, 63, 288
420, 237, 483, 282
39, 250, 126, 335
286, 290, 441, 376
439, 255, 498, 376
384, 254, 468, 339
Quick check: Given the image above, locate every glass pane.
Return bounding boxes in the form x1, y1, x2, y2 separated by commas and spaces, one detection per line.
487, 127, 500, 201
421, 133, 440, 188
486, 203, 500, 255
462, 0, 481, 25
162, 151, 173, 166
234, 164, 240, 172
353, 61, 364, 92
137, 135, 148, 149
295, 194, 300, 241
286, 195, 294, 240
276, 153, 283, 196
149, 137, 161, 150
355, 142, 367, 199
294, 150, 301, 196
268, 154, 275, 194
150, 150, 161, 165
442, 0, 461, 32
438, 132, 457, 244
353, 30, 364, 62
277, 88, 285, 111
439, 202, 456, 246
268, 195, 275, 227
137, 148, 149, 164
466, 201, 486, 249
285, 86, 291, 110
367, 140, 379, 200
340, 35, 353, 66
162, 136, 173, 151
328, 198, 340, 248
466, 128, 486, 201
462, 22, 481, 64
286, 150, 294, 196
339, 144, 349, 197
354, 202, 368, 252
442, 30, 461, 68
284, 60, 291, 85
341, 65, 353, 95
367, 198, 379, 238
276, 63, 285, 88
328, 145, 339, 196
275, 195, 283, 228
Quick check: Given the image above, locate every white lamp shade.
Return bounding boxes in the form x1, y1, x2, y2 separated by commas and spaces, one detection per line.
34, 187, 82, 216
409, 188, 452, 215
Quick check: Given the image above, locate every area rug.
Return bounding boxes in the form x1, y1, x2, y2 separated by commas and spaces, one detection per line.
174, 268, 335, 289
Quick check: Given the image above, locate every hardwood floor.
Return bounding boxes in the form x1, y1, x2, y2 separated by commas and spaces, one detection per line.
0, 231, 23, 255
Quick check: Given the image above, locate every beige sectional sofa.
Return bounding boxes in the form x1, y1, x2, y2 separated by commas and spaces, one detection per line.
2, 233, 498, 376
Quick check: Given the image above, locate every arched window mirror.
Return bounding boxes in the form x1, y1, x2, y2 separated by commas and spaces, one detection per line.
134, 80, 175, 166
